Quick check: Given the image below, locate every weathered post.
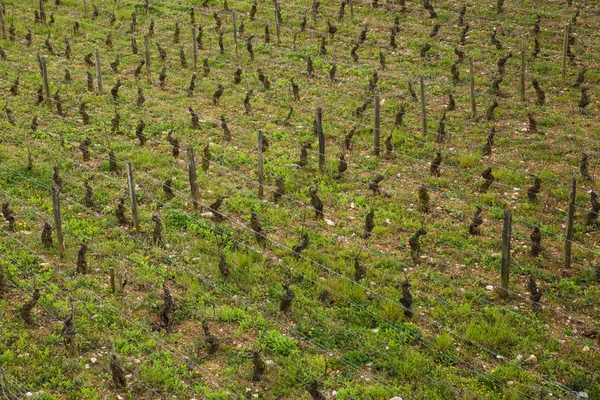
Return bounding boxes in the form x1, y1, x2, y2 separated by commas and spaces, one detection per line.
39, 57, 52, 108
52, 185, 65, 258
419, 76, 427, 135
374, 93, 380, 156
232, 11, 239, 57
39, 0, 46, 24
257, 130, 264, 199
316, 107, 325, 173
126, 163, 140, 232
95, 48, 103, 94
110, 267, 116, 293
565, 176, 576, 270
520, 38, 526, 102
192, 26, 198, 71
0, 6, 5, 38
562, 24, 569, 81
273, 0, 281, 45
469, 57, 476, 119
499, 209, 512, 299
144, 35, 151, 73
187, 146, 200, 209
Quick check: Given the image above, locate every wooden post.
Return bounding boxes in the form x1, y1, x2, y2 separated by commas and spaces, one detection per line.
316, 107, 325, 173
469, 57, 476, 119
126, 163, 140, 232
499, 209, 512, 299
565, 176, 576, 269
192, 26, 198, 71
187, 146, 200, 209
419, 76, 427, 135
520, 38, 526, 102
110, 267, 116, 293
0, 6, 5, 38
83, 0, 87, 17
39, 0, 46, 24
144, 35, 151, 73
257, 130, 264, 199
52, 185, 65, 258
349, 0, 353, 17
273, 0, 281, 46
40, 57, 52, 108
312, 0, 317, 23
562, 24, 569, 81
374, 93, 380, 156
95, 48, 102, 94
232, 11, 239, 57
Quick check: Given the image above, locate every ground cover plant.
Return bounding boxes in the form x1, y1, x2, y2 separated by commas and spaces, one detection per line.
0, 0, 599, 399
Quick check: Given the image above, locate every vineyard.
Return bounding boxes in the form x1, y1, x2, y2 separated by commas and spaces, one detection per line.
0, 0, 599, 399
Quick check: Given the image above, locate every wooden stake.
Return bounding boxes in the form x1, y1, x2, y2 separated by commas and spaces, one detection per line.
257, 130, 264, 199
144, 35, 151, 73
273, 0, 281, 45
316, 107, 325, 173
562, 24, 569, 82
39, 0, 46, 24
110, 267, 116, 293
52, 185, 65, 258
83, 0, 87, 17
40, 57, 52, 108
232, 11, 239, 57
499, 209, 512, 299
349, 0, 353, 17
126, 163, 140, 232
520, 38, 526, 102
419, 76, 427, 135
0, 6, 5, 38
469, 57, 476, 119
374, 93, 380, 156
565, 175, 576, 270
312, 0, 317, 23
192, 26, 198, 71
187, 146, 200, 209
95, 48, 102, 94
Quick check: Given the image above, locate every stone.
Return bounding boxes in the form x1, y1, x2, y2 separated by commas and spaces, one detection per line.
524, 354, 537, 364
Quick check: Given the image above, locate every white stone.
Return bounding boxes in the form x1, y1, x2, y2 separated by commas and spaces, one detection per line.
325, 219, 335, 226
90, 357, 97, 364
486, 285, 494, 291
582, 346, 590, 352
516, 354, 523, 360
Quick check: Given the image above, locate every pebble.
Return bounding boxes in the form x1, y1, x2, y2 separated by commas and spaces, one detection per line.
582, 346, 590, 352
486, 285, 494, 291
90, 357, 97, 364
516, 354, 523, 360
